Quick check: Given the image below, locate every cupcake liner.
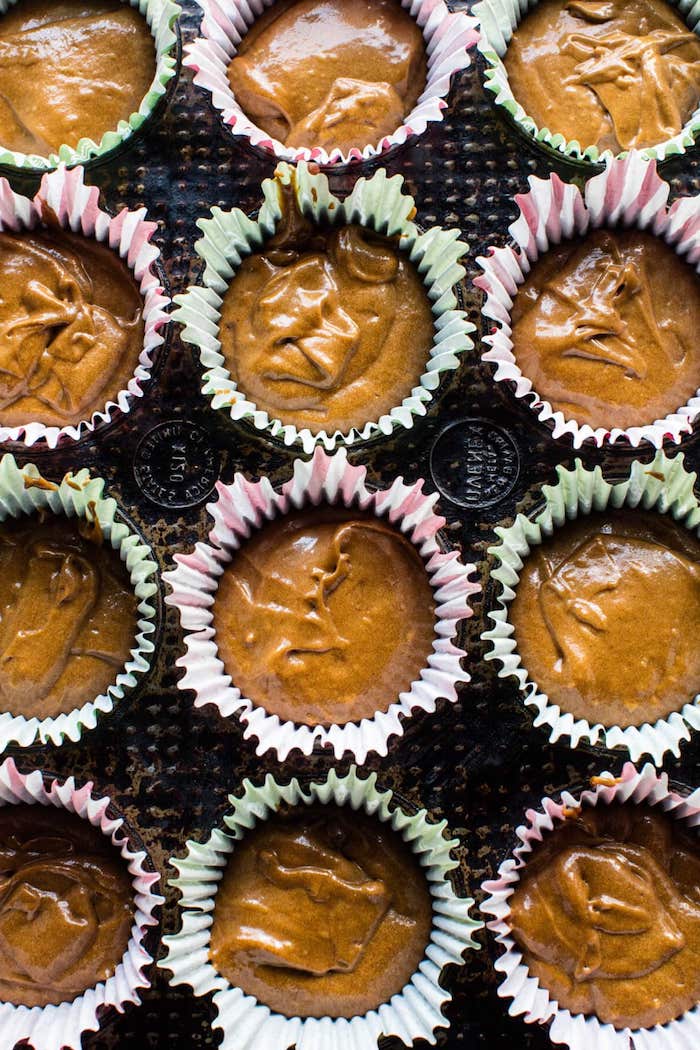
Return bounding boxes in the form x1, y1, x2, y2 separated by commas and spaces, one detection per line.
475, 153, 700, 449
183, 0, 478, 168
473, 0, 700, 166
0, 756, 163, 1050
164, 446, 478, 763
0, 0, 181, 173
482, 449, 700, 765
174, 160, 474, 453
0, 454, 159, 752
0, 163, 170, 449
481, 761, 700, 1050
161, 766, 481, 1050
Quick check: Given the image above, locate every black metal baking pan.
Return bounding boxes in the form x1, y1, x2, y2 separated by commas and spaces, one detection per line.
5, 1, 700, 1047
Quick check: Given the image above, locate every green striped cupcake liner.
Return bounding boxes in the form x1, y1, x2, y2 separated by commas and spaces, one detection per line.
473, 0, 700, 167
0, 0, 181, 172
0, 454, 159, 751
483, 450, 700, 765
173, 160, 474, 453
161, 767, 482, 1050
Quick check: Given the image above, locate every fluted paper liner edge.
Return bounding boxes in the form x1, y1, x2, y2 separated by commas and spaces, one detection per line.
472, 0, 700, 166
481, 762, 700, 1050
475, 153, 700, 449
482, 449, 700, 764
161, 766, 481, 1050
174, 160, 474, 452
164, 446, 479, 762
0, 0, 180, 171
0, 164, 170, 448
184, 0, 478, 167
0, 757, 163, 1050
0, 454, 159, 751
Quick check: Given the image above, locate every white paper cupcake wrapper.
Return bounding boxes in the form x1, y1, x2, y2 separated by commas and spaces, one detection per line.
473, 0, 700, 165
174, 160, 474, 453
164, 446, 478, 763
475, 153, 700, 448
0, 756, 163, 1050
482, 449, 700, 765
0, 164, 170, 449
161, 766, 481, 1050
0, 454, 159, 752
184, 0, 478, 167
0, 0, 180, 172
481, 761, 700, 1050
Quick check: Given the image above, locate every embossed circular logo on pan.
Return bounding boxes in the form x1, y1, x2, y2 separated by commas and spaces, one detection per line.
429, 418, 520, 510
134, 421, 221, 509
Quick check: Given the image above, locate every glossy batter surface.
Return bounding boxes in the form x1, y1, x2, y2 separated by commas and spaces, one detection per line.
509, 804, 700, 1028
0, 515, 138, 719
510, 230, 700, 430
219, 195, 434, 435
0, 805, 133, 1007
0, 225, 144, 428
510, 511, 700, 727
505, 0, 700, 153
210, 805, 433, 1017
213, 507, 436, 726
0, 0, 156, 156
227, 0, 427, 152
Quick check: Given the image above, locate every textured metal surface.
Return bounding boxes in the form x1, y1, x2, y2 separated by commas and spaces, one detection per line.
5, 1, 700, 1047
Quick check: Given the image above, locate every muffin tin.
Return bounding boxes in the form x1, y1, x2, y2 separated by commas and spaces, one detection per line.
4, 0, 700, 1047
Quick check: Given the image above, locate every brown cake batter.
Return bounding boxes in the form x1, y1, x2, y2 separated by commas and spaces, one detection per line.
510, 510, 700, 727
509, 803, 700, 1028
213, 507, 436, 726
0, 514, 138, 719
0, 225, 144, 428
227, 0, 427, 152
510, 229, 700, 430
210, 805, 433, 1017
0, 0, 156, 157
0, 805, 133, 1007
219, 193, 435, 435
505, 0, 700, 153
0, 0, 156, 156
